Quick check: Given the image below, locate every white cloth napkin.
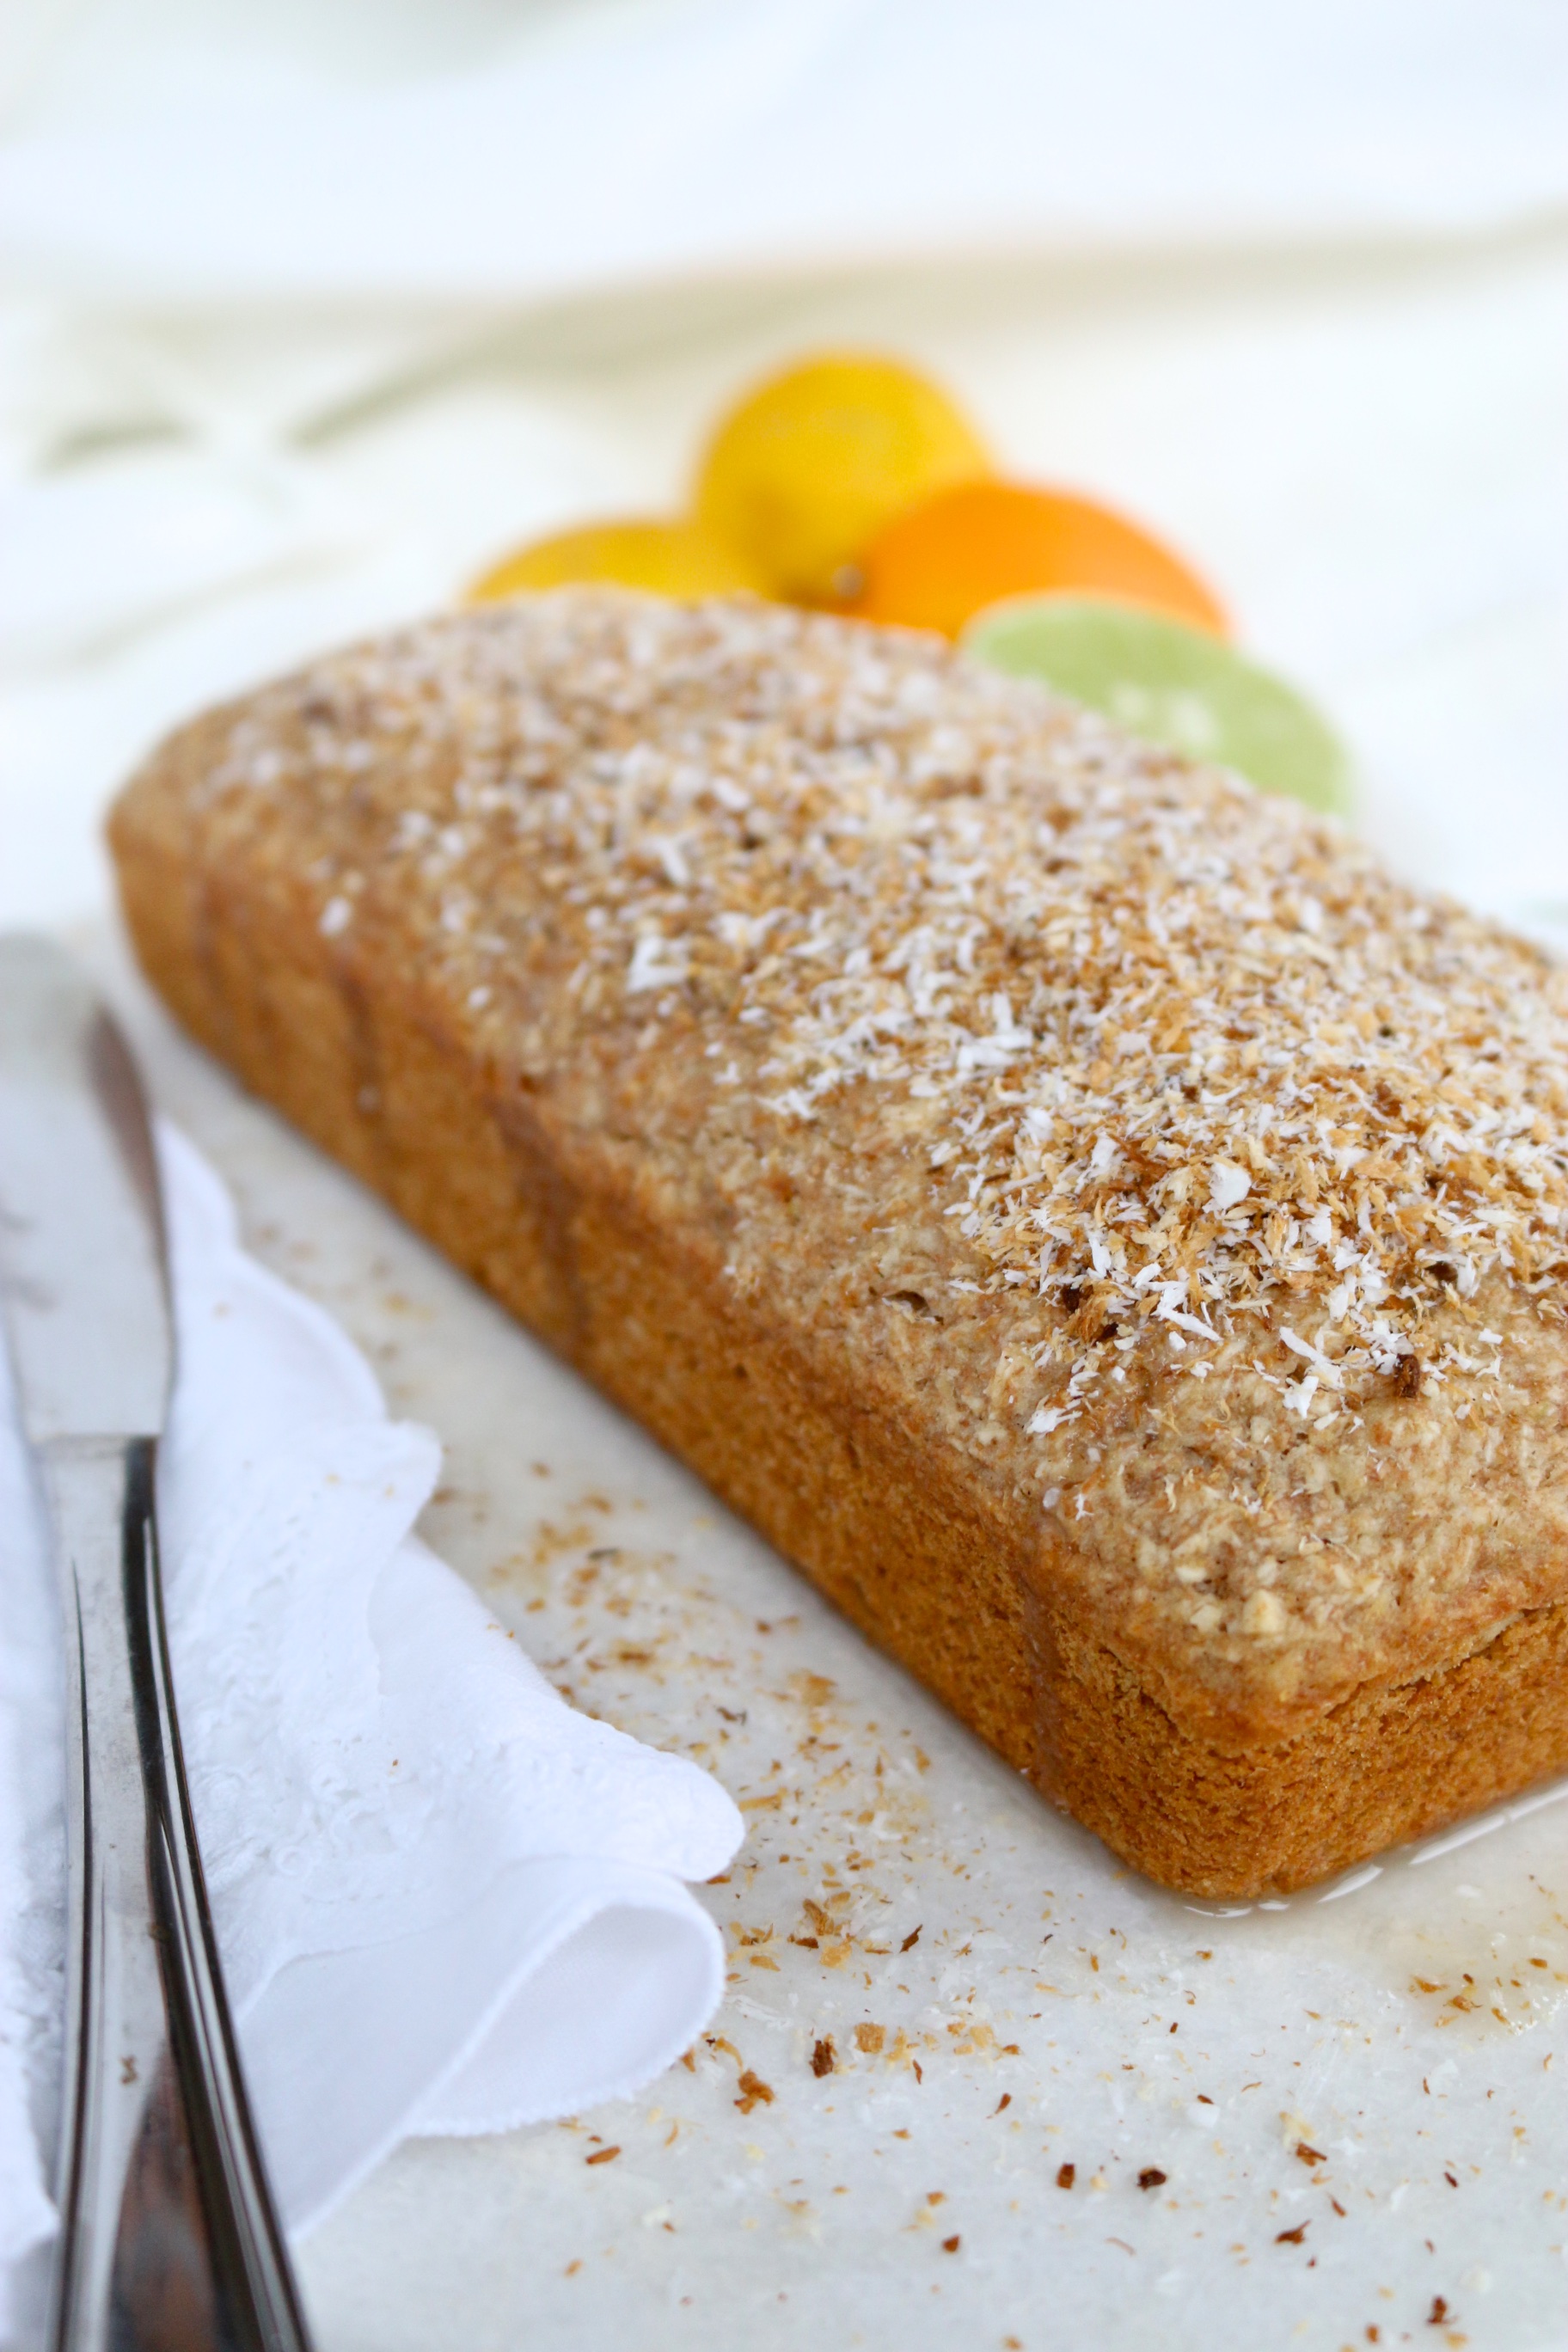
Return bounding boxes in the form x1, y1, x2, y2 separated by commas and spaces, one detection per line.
0, 1120, 744, 2338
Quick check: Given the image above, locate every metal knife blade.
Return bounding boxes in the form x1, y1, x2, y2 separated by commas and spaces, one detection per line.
0, 934, 314, 2352
0, 934, 171, 1445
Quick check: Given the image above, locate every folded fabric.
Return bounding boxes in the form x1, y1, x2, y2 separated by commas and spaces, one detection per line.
0, 1121, 744, 2339
3, 0, 1565, 302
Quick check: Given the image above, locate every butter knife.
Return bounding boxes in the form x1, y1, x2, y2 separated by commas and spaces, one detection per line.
0, 937, 314, 2352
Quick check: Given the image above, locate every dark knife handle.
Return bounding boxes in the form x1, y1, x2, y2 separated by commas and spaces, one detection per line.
42, 1435, 315, 2352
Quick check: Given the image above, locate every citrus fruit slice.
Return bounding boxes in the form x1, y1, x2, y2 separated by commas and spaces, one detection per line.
964, 595, 1350, 815
849, 479, 1228, 640
694, 352, 990, 606
468, 518, 769, 603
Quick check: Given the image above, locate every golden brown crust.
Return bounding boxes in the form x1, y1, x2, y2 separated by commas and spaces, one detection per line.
107, 592, 1568, 1896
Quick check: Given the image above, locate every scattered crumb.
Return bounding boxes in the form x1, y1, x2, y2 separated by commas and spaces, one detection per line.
735, 2071, 775, 2114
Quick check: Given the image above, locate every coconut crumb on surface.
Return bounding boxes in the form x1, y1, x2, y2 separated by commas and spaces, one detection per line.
164, 591, 1568, 1715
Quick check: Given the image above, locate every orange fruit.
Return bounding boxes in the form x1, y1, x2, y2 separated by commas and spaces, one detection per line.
848, 480, 1228, 640
467, 518, 769, 603
694, 352, 990, 606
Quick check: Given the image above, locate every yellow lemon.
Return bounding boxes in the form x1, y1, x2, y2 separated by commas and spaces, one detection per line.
694, 352, 990, 606
467, 518, 770, 603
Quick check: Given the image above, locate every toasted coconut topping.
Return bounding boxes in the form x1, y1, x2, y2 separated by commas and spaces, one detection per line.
217, 591, 1568, 1438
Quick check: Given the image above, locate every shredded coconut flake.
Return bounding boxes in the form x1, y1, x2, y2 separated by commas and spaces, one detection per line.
242, 591, 1568, 1436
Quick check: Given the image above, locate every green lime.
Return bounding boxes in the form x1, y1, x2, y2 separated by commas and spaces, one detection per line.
962, 594, 1351, 816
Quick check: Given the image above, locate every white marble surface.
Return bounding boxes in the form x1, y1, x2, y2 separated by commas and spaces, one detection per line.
84, 927, 1567, 2352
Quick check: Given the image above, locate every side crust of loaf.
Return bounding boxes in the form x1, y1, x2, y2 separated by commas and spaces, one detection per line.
113, 807, 1568, 1898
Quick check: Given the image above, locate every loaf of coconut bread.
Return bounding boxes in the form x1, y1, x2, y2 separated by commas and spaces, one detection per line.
109, 591, 1568, 1897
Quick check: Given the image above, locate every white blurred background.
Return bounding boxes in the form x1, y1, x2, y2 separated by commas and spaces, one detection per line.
2, 0, 1565, 933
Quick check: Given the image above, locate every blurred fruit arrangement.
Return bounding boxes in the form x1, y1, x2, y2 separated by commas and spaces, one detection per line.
468, 351, 1349, 815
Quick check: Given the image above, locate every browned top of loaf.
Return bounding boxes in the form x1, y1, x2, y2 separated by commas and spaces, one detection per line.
116, 590, 1568, 1737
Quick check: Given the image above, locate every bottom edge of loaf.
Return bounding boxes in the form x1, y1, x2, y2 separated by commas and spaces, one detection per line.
1034, 1596, 1568, 1899
113, 847, 1568, 1901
